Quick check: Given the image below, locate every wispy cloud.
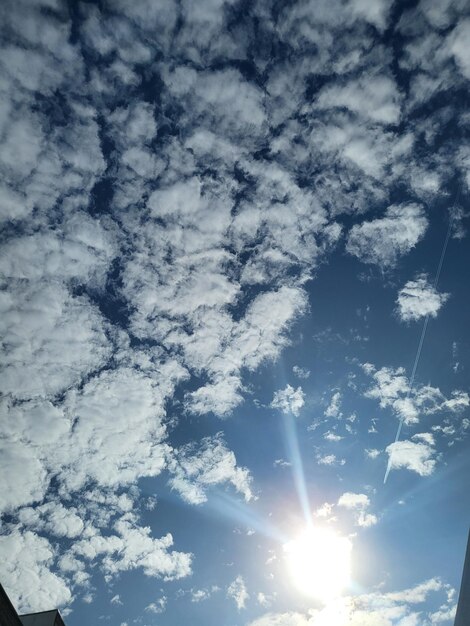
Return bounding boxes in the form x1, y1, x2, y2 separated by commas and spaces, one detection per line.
227, 575, 249, 610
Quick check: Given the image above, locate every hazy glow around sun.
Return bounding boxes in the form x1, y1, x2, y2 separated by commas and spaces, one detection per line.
283, 526, 352, 602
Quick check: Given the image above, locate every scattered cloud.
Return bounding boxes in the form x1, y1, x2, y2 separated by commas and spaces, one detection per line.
145, 596, 167, 614
337, 492, 378, 527
257, 592, 270, 608
274, 459, 292, 468
396, 275, 449, 322
314, 503, 336, 521
346, 204, 428, 268
71, 518, 192, 581
271, 385, 305, 417
316, 75, 402, 124
247, 578, 453, 626
0, 531, 72, 613
325, 391, 342, 418
293, 366, 311, 379
191, 589, 210, 603
190, 588, 218, 603
227, 575, 249, 610
0, 0, 468, 617
386, 439, 437, 477
324, 431, 343, 442
167, 433, 254, 505
316, 454, 346, 467
447, 18, 470, 79
363, 363, 469, 426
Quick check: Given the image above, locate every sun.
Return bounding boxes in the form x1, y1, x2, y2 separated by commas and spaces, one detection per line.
283, 526, 352, 602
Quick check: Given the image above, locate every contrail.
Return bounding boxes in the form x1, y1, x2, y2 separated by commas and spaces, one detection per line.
384, 189, 460, 484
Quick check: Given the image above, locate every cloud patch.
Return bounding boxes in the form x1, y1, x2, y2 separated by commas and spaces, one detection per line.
363, 363, 469, 426
167, 434, 254, 505
346, 204, 428, 268
271, 385, 305, 417
337, 492, 378, 527
227, 575, 249, 611
396, 275, 449, 322
386, 438, 437, 477
248, 577, 453, 626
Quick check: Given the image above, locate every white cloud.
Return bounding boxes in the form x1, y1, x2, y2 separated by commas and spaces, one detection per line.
257, 592, 275, 608
0, 283, 112, 400
0, 438, 49, 514
314, 502, 335, 519
163, 67, 266, 137
365, 449, 381, 459
385, 439, 437, 476
167, 433, 253, 505
18, 502, 84, 539
0, 213, 115, 285
190, 587, 218, 603
396, 275, 449, 322
247, 577, 451, 626
227, 575, 249, 610
349, 0, 394, 31
363, 364, 469, 427
413, 432, 435, 446
356, 512, 379, 528
337, 492, 370, 509
274, 459, 292, 468
316, 453, 345, 466
420, 0, 466, 29
1, 0, 469, 615
293, 366, 310, 379
337, 492, 377, 527
186, 375, 244, 417
429, 605, 456, 624
308, 118, 408, 181
447, 18, 470, 79
72, 518, 192, 581
346, 204, 428, 268
271, 385, 305, 416
316, 75, 402, 124
324, 431, 343, 442
58, 366, 178, 492
0, 531, 72, 613
325, 391, 342, 418
145, 596, 167, 614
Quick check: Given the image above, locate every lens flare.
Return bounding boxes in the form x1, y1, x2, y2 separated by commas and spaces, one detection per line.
283, 526, 352, 602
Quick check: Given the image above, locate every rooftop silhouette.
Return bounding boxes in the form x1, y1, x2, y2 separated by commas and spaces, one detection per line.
0, 584, 66, 626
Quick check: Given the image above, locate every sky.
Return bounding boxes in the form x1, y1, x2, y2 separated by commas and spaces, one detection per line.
0, 0, 469, 625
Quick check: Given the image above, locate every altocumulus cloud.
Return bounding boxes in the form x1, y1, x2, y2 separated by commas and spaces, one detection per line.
0, 0, 469, 617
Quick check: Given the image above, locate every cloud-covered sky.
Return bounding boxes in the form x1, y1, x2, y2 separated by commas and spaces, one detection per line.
0, 0, 469, 624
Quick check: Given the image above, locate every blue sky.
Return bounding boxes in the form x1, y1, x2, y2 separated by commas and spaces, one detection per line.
0, 0, 469, 624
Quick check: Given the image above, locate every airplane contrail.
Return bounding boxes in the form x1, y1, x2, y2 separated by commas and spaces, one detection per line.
384, 189, 460, 484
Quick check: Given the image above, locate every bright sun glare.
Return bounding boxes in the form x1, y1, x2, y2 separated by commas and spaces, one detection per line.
283, 526, 352, 602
